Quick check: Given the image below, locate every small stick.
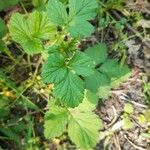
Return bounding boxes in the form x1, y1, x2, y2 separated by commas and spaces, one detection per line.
124, 135, 146, 150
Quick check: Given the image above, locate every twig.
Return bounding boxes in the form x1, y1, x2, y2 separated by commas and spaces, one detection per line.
124, 135, 146, 150
107, 106, 119, 128
114, 133, 121, 150
120, 93, 148, 108
111, 10, 150, 49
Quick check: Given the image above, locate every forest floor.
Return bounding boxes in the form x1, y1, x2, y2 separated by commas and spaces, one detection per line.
0, 0, 150, 150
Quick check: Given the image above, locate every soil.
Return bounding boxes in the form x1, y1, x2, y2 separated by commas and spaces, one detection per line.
0, 1, 150, 150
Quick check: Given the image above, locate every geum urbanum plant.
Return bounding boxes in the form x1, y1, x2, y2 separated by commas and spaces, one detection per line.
9, 0, 131, 149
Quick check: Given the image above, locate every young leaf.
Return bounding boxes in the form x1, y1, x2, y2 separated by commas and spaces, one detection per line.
54, 72, 84, 107
68, 99, 102, 149
85, 70, 110, 99
69, 51, 95, 76
0, 18, 7, 38
46, 0, 68, 26
9, 11, 56, 54
124, 103, 134, 114
42, 53, 68, 84
44, 100, 69, 139
85, 43, 107, 65
123, 114, 133, 130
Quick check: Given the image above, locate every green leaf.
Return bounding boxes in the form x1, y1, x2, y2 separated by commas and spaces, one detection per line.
69, 51, 95, 76
46, 0, 68, 26
42, 53, 68, 84
0, 95, 9, 109
86, 90, 99, 104
99, 59, 122, 78
46, 0, 98, 37
9, 13, 28, 43
0, 0, 19, 11
54, 72, 84, 107
68, 19, 95, 38
0, 40, 7, 52
21, 38, 43, 54
68, 0, 98, 37
111, 64, 131, 88
32, 0, 47, 7
124, 103, 134, 114
44, 100, 68, 139
42, 51, 95, 107
0, 108, 10, 119
68, 99, 102, 149
99, 59, 131, 88
123, 114, 133, 129
28, 11, 56, 40
85, 43, 107, 65
85, 71, 110, 99
68, 0, 98, 20
97, 84, 110, 99
9, 11, 56, 54
0, 127, 20, 144
0, 18, 7, 38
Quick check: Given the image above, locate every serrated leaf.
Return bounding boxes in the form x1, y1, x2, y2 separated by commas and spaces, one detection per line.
44, 100, 68, 139
21, 38, 43, 54
85, 43, 107, 65
69, 51, 95, 76
46, 0, 98, 37
68, 99, 102, 149
68, 19, 95, 38
85, 71, 110, 99
68, 0, 98, 37
68, 0, 98, 20
42, 53, 68, 84
0, 18, 7, 38
99, 59, 130, 79
86, 90, 99, 104
9, 11, 56, 54
46, 0, 68, 26
99, 59, 122, 78
54, 72, 84, 107
42, 51, 95, 107
28, 11, 56, 39
111, 64, 131, 88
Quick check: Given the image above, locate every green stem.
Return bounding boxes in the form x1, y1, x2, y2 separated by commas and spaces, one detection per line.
20, 1, 28, 14
4, 48, 18, 64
